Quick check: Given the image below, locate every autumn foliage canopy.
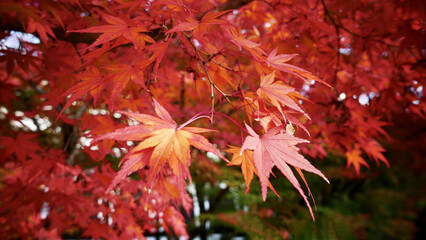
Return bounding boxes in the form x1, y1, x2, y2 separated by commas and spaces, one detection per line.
0, 0, 424, 239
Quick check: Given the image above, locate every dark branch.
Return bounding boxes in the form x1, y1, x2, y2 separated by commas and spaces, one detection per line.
218, 0, 254, 12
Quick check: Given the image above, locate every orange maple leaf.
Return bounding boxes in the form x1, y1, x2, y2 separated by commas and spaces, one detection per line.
345, 148, 370, 175
226, 146, 278, 195
58, 62, 149, 117
103, 62, 149, 95
257, 71, 307, 116
146, 39, 171, 79
97, 98, 227, 191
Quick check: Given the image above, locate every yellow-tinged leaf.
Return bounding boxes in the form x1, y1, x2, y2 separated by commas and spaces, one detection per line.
345, 148, 370, 175
227, 146, 255, 193
226, 146, 278, 195
257, 71, 307, 116
164, 177, 180, 198
97, 98, 227, 190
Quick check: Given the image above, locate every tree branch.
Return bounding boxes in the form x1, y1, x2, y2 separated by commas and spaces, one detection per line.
217, 0, 254, 12
321, 0, 340, 87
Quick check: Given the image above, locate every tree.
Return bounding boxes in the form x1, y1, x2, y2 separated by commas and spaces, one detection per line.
0, 0, 424, 239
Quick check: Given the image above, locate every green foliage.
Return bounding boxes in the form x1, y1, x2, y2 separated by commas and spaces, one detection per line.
194, 152, 424, 239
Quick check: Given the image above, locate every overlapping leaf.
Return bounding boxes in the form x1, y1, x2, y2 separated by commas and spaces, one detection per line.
264, 48, 330, 87
227, 146, 278, 195
0, 133, 42, 162
225, 26, 262, 51
71, 13, 154, 50
166, 10, 230, 39
58, 66, 104, 117
240, 124, 329, 219
257, 71, 306, 115
97, 99, 226, 191
103, 61, 150, 95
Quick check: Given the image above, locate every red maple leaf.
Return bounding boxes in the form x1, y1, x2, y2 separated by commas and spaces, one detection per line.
240, 124, 329, 220
166, 10, 230, 39
226, 146, 279, 195
0, 132, 42, 162
264, 48, 330, 87
71, 13, 154, 50
27, 17, 56, 45
362, 140, 390, 167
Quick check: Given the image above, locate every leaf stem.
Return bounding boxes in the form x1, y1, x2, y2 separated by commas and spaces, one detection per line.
178, 115, 212, 129
212, 111, 249, 134
178, 111, 212, 129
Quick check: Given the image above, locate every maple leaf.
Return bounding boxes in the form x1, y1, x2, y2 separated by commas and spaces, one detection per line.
240, 124, 329, 219
27, 17, 56, 45
166, 18, 199, 33
225, 26, 262, 51
257, 71, 307, 116
23, 149, 65, 178
81, 114, 121, 159
59, 61, 151, 116
71, 13, 154, 50
345, 148, 370, 175
97, 98, 227, 191
362, 140, 390, 167
82, 221, 116, 240
146, 38, 171, 79
107, 151, 151, 193
58, 66, 104, 117
163, 206, 189, 239
226, 146, 278, 195
227, 146, 255, 193
103, 62, 149, 95
0, 132, 42, 162
166, 10, 230, 39
0, 48, 41, 77
264, 48, 330, 87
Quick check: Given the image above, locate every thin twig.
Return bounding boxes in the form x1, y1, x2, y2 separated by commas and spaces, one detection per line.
182, 32, 208, 61
321, 0, 340, 87
181, 32, 235, 109
211, 58, 237, 72
202, 63, 232, 102
180, 73, 185, 114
